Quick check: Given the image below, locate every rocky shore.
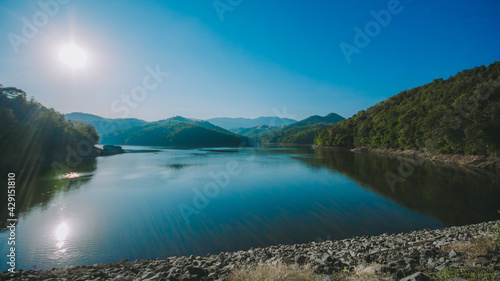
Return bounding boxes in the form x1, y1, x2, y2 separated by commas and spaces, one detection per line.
2, 220, 499, 280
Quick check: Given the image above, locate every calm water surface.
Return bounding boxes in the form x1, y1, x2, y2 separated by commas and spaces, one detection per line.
1, 146, 499, 271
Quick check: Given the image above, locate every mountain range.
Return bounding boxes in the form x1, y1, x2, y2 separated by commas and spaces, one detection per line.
254, 113, 345, 144
100, 116, 249, 147
65, 112, 342, 147
65, 112, 146, 136
206, 116, 297, 130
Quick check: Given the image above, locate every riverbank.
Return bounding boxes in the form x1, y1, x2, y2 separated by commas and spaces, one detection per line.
2, 220, 499, 280
313, 146, 500, 172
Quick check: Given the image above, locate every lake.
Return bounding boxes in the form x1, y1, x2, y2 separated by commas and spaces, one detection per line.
1, 146, 499, 271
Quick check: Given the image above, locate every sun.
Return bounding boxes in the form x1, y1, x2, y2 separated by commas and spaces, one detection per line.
59, 44, 88, 69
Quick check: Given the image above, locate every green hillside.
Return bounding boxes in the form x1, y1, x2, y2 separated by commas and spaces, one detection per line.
230, 125, 278, 136
100, 116, 249, 147
315, 62, 500, 156
255, 113, 345, 144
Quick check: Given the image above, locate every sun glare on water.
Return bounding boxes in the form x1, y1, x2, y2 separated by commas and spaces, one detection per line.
55, 222, 70, 248
59, 44, 88, 69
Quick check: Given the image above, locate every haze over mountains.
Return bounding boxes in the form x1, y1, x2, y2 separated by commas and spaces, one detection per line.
65, 113, 342, 146
65, 113, 146, 136
207, 117, 297, 130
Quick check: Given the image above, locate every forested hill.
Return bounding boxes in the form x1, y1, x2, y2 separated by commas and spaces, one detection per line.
254, 113, 345, 144
315, 62, 500, 156
0, 86, 99, 171
230, 125, 278, 136
100, 116, 249, 147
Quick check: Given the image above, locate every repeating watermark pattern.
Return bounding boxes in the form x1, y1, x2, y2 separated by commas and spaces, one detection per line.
340, 0, 409, 63
7, 0, 72, 54
51, 65, 169, 172
270, 106, 297, 127
110, 65, 170, 119
51, 130, 99, 172
316, 234, 332, 243
213, 0, 243, 21
178, 160, 243, 224
384, 74, 498, 191
178, 107, 292, 224
6, 173, 17, 272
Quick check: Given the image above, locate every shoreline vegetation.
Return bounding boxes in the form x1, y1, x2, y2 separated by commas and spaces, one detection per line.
2, 220, 499, 280
313, 145, 500, 172
314, 62, 499, 159
0, 86, 99, 174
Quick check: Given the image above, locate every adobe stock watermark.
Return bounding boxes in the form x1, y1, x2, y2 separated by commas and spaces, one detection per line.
384, 74, 498, 192
178, 160, 243, 224
270, 106, 297, 127
213, 0, 243, 21
7, 0, 72, 54
251, 106, 298, 144
51, 64, 169, 172
110, 65, 170, 119
178, 107, 295, 224
340, 0, 410, 64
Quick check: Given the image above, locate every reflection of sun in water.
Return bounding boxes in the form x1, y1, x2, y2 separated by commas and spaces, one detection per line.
55, 222, 69, 248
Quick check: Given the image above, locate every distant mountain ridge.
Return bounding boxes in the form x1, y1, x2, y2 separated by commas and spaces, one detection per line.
254, 113, 345, 144
206, 116, 297, 130
65, 112, 146, 136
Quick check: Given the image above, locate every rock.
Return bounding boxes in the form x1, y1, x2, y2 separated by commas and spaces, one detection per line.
186, 266, 206, 277
111, 275, 133, 281
295, 255, 307, 265
141, 272, 156, 279
314, 258, 326, 266
426, 258, 436, 268
399, 272, 431, 281
435, 263, 447, 271
449, 249, 457, 258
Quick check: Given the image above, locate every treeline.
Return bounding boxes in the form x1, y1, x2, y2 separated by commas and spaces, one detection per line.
0, 86, 99, 171
315, 62, 500, 156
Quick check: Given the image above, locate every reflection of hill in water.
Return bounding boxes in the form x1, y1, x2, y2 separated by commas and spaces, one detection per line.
296, 150, 500, 226
0, 159, 97, 227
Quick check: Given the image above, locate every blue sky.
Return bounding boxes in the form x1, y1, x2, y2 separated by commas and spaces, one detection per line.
1, 0, 499, 121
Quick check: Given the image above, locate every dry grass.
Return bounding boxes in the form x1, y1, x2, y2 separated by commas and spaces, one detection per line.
228, 262, 390, 281
440, 237, 496, 265
228, 262, 327, 281
335, 264, 391, 281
